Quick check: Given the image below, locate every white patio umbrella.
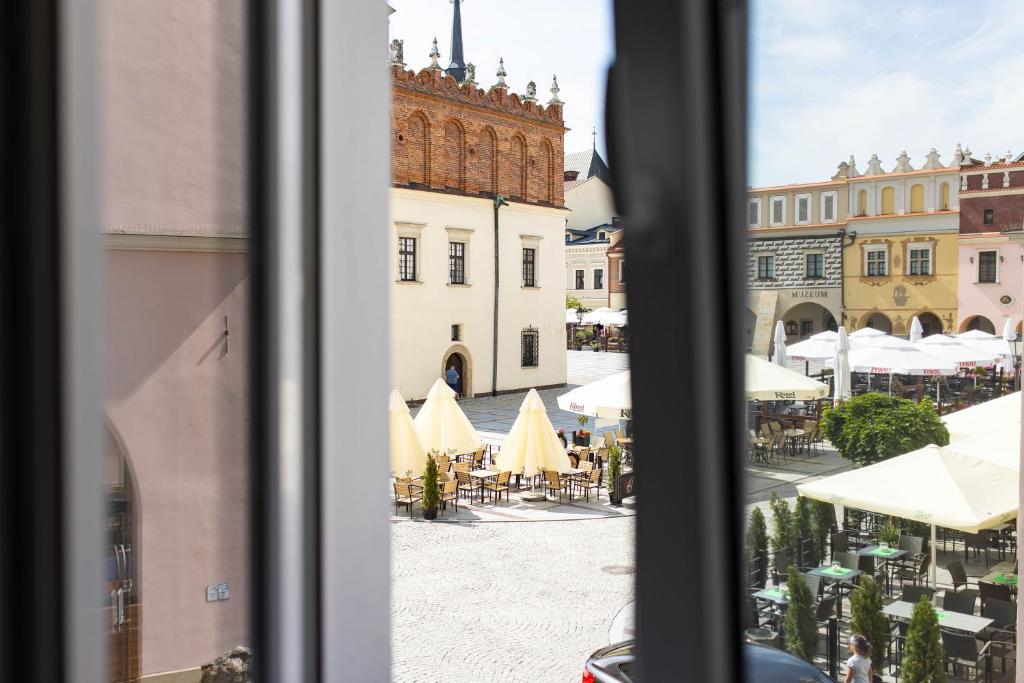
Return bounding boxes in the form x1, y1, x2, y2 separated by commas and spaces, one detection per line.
745, 355, 829, 401
943, 391, 1020, 443
557, 370, 631, 420
566, 308, 581, 324
772, 320, 787, 365
848, 341, 956, 397
913, 334, 1000, 368
849, 327, 887, 340
909, 316, 924, 343
496, 389, 572, 478
832, 328, 851, 404
582, 307, 616, 325
956, 329, 1013, 358
798, 444, 1019, 585
413, 378, 482, 455
389, 390, 428, 478
786, 330, 840, 362
1002, 318, 1018, 376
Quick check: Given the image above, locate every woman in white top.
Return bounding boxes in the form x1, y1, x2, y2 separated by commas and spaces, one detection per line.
844, 633, 872, 683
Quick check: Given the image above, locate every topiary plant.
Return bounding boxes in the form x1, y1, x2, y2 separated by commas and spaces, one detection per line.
783, 565, 817, 663
811, 500, 836, 565
746, 507, 769, 587
901, 595, 946, 682
769, 493, 794, 557
849, 575, 888, 671
820, 393, 949, 466
420, 453, 440, 518
606, 444, 622, 502
791, 496, 814, 568
879, 518, 901, 547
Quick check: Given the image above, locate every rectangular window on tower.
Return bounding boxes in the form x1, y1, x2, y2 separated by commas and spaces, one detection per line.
399, 236, 417, 281
575, 269, 585, 289
594, 268, 604, 289
521, 327, 539, 367
449, 241, 465, 284
522, 248, 536, 287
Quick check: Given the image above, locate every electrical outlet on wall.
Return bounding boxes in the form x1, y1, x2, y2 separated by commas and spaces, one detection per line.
206, 585, 219, 602
217, 583, 230, 600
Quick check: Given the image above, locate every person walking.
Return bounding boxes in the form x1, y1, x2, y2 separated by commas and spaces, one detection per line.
445, 364, 460, 397
844, 633, 872, 683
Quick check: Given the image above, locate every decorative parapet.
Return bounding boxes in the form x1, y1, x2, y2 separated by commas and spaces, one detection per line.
390, 64, 565, 125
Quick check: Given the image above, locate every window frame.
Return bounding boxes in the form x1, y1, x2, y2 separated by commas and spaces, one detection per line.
618, 259, 626, 283
756, 254, 775, 280
769, 195, 785, 226
794, 192, 811, 225
864, 245, 888, 277
804, 252, 824, 279
522, 247, 537, 288
398, 235, 417, 281
520, 327, 540, 367
977, 249, 999, 284
820, 191, 837, 223
593, 267, 604, 289
574, 268, 585, 290
983, 208, 995, 226
907, 243, 933, 276
747, 197, 761, 227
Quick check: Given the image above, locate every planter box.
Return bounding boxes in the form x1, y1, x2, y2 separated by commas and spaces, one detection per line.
573, 432, 590, 447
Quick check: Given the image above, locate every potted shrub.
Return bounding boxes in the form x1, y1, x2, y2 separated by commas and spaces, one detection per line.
821, 393, 948, 467
783, 566, 817, 663
849, 575, 888, 672
606, 444, 622, 506
901, 595, 945, 682
591, 342, 601, 352
811, 500, 836, 566
879, 517, 900, 548
745, 507, 769, 588
575, 414, 591, 446
791, 496, 814, 567
420, 454, 440, 520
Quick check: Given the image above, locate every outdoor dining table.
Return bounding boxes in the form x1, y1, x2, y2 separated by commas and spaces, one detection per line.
807, 564, 862, 619
782, 428, 805, 455
752, 587, 790, 631
469, 469, 498, 504
882, 601, 994, 635
981, 567, 1018, 594
856, 545, 908, 596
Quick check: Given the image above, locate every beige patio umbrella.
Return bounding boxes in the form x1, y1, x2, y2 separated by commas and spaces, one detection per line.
745, 354, 829, 401
413, 378, 481, 456
389, 390, 428, 478
496, 389, 572, 477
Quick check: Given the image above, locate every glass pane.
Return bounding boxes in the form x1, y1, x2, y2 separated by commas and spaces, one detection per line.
387, 1, 630, 680
99, 2, 251, 680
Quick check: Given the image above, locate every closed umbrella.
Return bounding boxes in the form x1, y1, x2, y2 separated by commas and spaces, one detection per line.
832, 328, 851, 404
496, 389, 572, 478
413, 378, 481, 456
557, 371, 631, 420
909, 316, 924, 343
1002, 318, 1018, 377
772, 320, 787, 366
745, 355, 829, 401
389, 390, 428, 477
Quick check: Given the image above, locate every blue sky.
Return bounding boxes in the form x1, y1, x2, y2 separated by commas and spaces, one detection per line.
390, 0, 1024, 188
750, 0, 1024, 186
387, 0, 616, 158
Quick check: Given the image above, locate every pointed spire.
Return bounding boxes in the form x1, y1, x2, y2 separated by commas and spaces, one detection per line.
445, 0, 467, 83
548, 74, 563, 106
429, 37, 441, 71
492, 58, 508, 91
847, 155, 861, 177
592, 126, 597, 151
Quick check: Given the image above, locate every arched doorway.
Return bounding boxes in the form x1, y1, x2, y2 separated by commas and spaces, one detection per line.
441, 344, 473, 399
917, 312, 943, 337
961, 315, 996, 334
781, 302, 840, 340
105, 421, 140, 683
862, 312, 893, 334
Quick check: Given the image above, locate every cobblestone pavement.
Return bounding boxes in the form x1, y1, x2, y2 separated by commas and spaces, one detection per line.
391, 516, 636, 683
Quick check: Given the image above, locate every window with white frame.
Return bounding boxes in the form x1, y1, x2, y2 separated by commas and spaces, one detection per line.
864, 245, 888, 276
795, 193, 810, 224
747, 198, 761, 227
908, 244, 932, 276
769, 196, 785, 226
575, 269, 584, 289
978, 250, 998, 283
593, 268, 604, 289
821, 191, 837, 223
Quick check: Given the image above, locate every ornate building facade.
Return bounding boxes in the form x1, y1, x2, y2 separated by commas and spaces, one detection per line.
388, 5, 568, 399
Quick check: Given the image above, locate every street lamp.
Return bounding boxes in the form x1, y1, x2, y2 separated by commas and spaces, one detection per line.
1013, 335, 1021, 391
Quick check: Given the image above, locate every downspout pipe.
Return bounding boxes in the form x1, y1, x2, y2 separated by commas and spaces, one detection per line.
840, 229, 856, 328
492, 194, 508, 396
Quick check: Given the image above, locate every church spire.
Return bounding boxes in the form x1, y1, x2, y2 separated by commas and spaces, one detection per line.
445, 0, 467, 83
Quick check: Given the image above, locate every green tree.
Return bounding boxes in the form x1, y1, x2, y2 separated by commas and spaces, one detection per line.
745, 507, 769, 587
901, 595, 946, 682
792, 496, 814, 567
769, 493, 794, 556
811, 501, 835, 565
821, 393, 949, 466
849, 575, 888, 671
783, 566, 817, 663
565, 294, 582, 310
420, 453, 440, 515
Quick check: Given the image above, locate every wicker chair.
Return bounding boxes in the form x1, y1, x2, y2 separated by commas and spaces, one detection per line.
483, 471, 511, 503
393, 481, 422, 517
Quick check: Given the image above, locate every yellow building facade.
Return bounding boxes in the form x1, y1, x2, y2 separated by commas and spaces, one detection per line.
842, 152, 961, 335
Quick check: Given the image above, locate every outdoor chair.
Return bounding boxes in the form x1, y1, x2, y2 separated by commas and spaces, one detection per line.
436, 470, 451, 483
748, 430, 770, 465
455, 470, 476, 502
966, 531, 1001, 568
942, 631, 992, 682
814, 595, 837, 623
801, 420, 818, 455
453, 462, 470, 474
980, 580, 1014, 612
771, 551, 791, 587
577, 460, 594, 472
898, 534, 924, 558
433, 454, 450, 470
577, 447, 591, 465
483, 470, 511, 504
942, 588, 978, 615
393, 481, 422, 517
830, 531, 850, 561
576, 467, 602, 501
980, 598, 1016, 639
900, 584, 935, 605
836, 551, 859, 571
543, 469, 570, 503
895, 552, 930, 587
471, 447, 485, 469
616, 428, 626, 440
439, 479, 459, 515
487, 462, 500, 471
603, 431, 616, 446
802, 573, 821, 598
947, 560, 971, 592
